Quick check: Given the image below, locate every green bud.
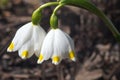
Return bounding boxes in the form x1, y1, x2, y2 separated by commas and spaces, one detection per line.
32, 9, 42, 25
50, 13, 58, 29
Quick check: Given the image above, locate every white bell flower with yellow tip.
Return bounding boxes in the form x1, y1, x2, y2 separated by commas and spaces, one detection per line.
7, 22, 46, 59
37, 28, 76, 65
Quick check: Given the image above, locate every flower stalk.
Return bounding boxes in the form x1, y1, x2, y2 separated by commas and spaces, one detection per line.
32, 2, 59, 25
60, 0, 120, 41
50, 4, 64, 29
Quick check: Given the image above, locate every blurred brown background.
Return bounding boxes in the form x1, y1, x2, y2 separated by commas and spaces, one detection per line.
0, 0, 120, 80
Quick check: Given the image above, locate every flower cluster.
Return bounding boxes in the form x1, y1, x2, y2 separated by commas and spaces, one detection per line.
6, 0, 116, 65
7, 1, 77, 65
7, 23, 76, 65
6, 0, 119, 66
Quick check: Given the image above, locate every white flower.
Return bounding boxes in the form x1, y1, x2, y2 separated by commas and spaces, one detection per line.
7, 22, 46, 59
37, 28, 76, 65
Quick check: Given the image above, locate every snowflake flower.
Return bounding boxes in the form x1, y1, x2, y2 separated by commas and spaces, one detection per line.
7, 22, 46, 59
37, 28, 76, 65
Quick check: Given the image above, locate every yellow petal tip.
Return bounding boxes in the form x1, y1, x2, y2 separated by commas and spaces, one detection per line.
37, 54, 43, 64
7, 42, 14, 52
21, 50, 28, 59
69, 51, 76, 61
52, 56, 60, 65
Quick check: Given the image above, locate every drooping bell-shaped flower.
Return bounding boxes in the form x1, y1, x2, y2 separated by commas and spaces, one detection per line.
7, 22, 46, 59
37, 28, 76, 65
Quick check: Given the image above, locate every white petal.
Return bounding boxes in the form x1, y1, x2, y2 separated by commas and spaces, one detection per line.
51, 29, 70, 64
53, 29, 76, 62
8, 22, 33, 52
53, 29, 69, 58
64, 32, 75, 51
33, 25, 46, 57
18, 39, 34, 59
64, 32, 76, 61
37, 30, 54, 63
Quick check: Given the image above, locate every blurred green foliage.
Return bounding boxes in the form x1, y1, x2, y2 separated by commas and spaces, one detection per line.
0, 0, 9, 9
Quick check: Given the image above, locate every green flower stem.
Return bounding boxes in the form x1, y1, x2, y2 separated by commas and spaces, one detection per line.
32, 2, 59, 25
52, 4, 64, 14
37, 2, 59, 11
60, 0, 120, 41
50, 4, 64, 29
